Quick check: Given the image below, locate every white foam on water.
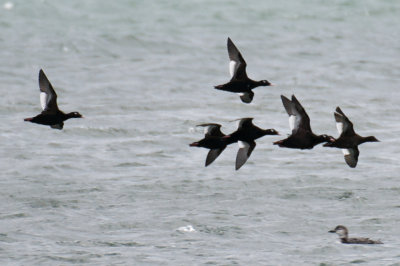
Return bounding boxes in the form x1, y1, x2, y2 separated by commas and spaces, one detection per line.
177, 225, 196, 233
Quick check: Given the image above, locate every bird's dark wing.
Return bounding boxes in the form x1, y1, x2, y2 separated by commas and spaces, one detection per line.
342, 146, 359, 168
280, 95, 307, 133
227, 38, 248, 80
205, 147, 226, 167
235, 140, 256, 170
39, 69, 59, 112
237, 117, 254, 129
291, 95, 311, 132
239, 91, 254, 103
334, 107, 355, 136
197, 123, 224, 137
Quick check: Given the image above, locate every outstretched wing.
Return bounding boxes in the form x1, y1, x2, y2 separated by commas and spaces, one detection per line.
197, 123, 224, 137
235, 141, 256, 170
334, 107, 355, 136
239, 91, 254, 103
342, 146, 359, 168
290, 95, 311, 132
205, 147, 226, 167
227, 38, 248, 80
39, 69, 59, 112
237, 117, 254, 129
281, 95, 311, 133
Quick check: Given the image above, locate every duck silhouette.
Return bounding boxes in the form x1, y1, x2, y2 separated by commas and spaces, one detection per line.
189, 123, 229, 166
214, 38, 273, 103
329, 225, 383, 244
24, 69, 83, 129
323, 107, 379, 168
224, 118, 279, 170
274, 95, 333, 149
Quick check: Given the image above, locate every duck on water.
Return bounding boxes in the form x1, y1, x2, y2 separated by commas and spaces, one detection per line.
329, 225, 383, 244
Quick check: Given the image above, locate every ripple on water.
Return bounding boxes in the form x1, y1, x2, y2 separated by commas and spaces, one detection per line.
72, 126, 130, 137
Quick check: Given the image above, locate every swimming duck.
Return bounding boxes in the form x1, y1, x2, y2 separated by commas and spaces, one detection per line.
329, 225, 383, 244
274, 95, 333, 149
189, 123, 228, 166
214, 38, 273, 103
224, 118, 279, 170
323, 107, 379, 168
24, 69, 83, 129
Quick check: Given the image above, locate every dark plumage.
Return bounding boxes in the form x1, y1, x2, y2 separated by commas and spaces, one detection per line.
323, 107, 379, 168
24, 69, 83, 130
224, 118, 279, 170
214, 38, 273, 103
274, 95, 333, 149
189, 123, 229, 167
329, 225, 383, 244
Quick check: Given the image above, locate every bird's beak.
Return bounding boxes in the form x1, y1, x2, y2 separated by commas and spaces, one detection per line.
328, 230, 336, 233
222, 135, 231, 139
270, 83, 276, 86
189, 142, 198, 147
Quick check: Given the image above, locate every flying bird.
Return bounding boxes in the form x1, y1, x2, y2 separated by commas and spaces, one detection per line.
323, 107, 379, 168
224, 118, 279, 170
24, 69, 83, 129
274, 95, 333, 149
189, 123, 229, 167
214, 38, 273, 103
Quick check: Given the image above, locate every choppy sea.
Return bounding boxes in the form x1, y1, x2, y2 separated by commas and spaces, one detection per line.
1, 0, 400, 265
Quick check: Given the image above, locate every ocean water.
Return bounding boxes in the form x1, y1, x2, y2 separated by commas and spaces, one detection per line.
1, 0, 400, 265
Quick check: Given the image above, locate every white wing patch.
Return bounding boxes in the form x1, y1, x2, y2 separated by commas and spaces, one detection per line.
236, 119, 241, 128
238, 141, 249, 149
203, 126, 211, 135
40, 92, 48, 110
341, 149, 350, 156
289, 115, 296, 131
342, 148, 357, 168
229, 60, 238, 78
336, 121, 344, 134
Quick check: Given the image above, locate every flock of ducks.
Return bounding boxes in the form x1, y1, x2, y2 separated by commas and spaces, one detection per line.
23, 38, 382, 244
190, 38, 383, 245
190, 38, 379, 170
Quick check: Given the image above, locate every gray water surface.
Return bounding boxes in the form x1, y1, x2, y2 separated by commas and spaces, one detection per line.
1, 1, 400, 265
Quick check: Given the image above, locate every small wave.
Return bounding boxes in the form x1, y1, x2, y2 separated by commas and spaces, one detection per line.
73, 126, 129, 137
115, 162, 147, 167
95, 241, 144, 247
0, 213, 27, 220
